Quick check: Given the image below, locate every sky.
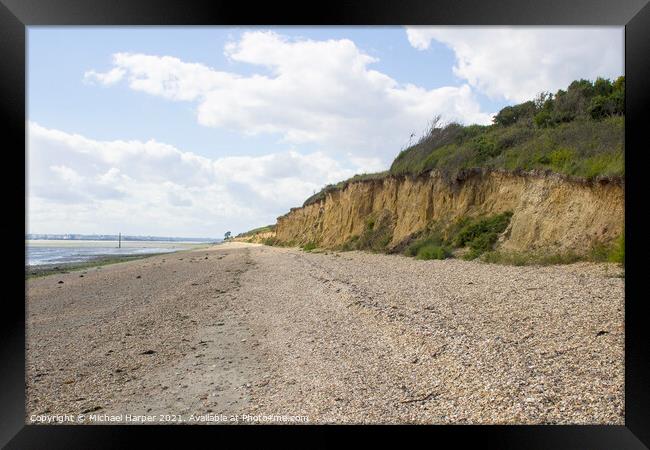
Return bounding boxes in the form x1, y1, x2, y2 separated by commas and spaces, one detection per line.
27, 26, 624, 238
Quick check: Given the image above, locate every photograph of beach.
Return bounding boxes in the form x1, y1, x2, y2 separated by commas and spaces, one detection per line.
26, 25, 624, 425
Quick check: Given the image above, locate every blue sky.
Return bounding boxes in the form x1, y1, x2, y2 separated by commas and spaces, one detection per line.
29, 27, 507, 159
27, 27, 623, 237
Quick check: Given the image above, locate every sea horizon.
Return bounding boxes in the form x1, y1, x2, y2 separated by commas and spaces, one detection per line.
26, 233, 219, 242
25, 239, 218, 266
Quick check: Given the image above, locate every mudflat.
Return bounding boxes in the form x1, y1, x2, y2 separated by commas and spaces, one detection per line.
26, 242, 624, 424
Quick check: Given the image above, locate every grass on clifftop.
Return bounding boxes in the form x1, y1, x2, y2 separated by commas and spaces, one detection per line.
305, 77, 624, 207
390, 116, 623, 179
236, 224, 276, 238
302, 172, 389, 207
393, 76, 624, 179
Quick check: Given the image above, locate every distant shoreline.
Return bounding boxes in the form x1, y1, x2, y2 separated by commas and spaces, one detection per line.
26, 240, 215, 269
25, 253, 166, 279
26, 242, 217, 278
26, 234, 219, 243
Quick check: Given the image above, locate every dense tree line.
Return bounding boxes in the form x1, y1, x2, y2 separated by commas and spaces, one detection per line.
493, 76, 624, 128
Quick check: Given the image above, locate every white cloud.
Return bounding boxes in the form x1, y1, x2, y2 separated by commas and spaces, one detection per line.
27, 122, 367, 237
83, 67, 126, 85
406, 26, 624, 102
84, 31, 493, 162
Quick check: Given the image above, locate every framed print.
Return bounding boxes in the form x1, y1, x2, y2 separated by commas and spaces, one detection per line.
2, 0, 649, 447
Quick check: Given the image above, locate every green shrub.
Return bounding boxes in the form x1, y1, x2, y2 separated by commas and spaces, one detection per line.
302, 242, 317, 252
416, 244, 450, 260
471, 135, 500, 160
589, 241, 611, 262
548, 148, 576, 173
608, 234, 625, 265
452, 212, 513, 259
581, 151, 624, 179
482, 233, 624, 266
355, 211, 394, 252
339, 235, 360, 251
404, 233, 444, 257
482, 250, 582, 266
493, 101, 537, 126
466, 233, 498, 258
454, 212, 513, 247
588, 234, 625, 265
262, 237, 279, 246
534, 110, 553, 128
377, 234, 392, 249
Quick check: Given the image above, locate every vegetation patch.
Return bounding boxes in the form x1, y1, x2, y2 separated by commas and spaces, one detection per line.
390, 115, 623, 179
303, 172, 389, 207
482, 232, 624, 266
338, 212, 394, 253
402, 212, 512, 261
588, 233, 625, 265
481, 250, 583, 266
404, 232, 450, 261
301, 242, 317, 252
262, 237, 280, 246
305, 77, 624, 207
453, 212, 513, 259
339, 235, 360, 252
263, 237, 299, 248
237, 224, 276, 238
415, 244, 451, 260
608, 233, 625, 265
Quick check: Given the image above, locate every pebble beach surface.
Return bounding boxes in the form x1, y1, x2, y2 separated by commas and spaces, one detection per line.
26, 242, 624, 424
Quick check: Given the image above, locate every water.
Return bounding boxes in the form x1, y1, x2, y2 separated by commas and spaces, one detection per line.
26, 240, 212, 266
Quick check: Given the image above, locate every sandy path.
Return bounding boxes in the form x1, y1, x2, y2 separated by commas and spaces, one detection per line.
26, 242, 624, 424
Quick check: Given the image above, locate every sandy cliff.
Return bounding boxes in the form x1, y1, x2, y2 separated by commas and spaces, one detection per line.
273, 169, 623, 254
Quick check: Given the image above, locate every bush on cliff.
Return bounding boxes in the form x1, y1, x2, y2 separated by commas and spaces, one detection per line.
402, 212, 512, 261
454, 212, 513, 250
353, 212, 394, 252
263, 237, 280, 246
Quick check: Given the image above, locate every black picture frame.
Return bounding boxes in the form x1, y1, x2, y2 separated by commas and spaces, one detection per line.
2, 0, 649, 447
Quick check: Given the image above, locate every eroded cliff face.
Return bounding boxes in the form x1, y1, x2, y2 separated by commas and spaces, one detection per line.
274, 170, 624, 254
